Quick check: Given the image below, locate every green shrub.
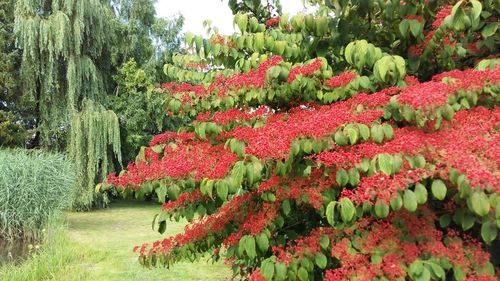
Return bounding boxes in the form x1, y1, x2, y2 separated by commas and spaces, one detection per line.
0, 149, 75, 240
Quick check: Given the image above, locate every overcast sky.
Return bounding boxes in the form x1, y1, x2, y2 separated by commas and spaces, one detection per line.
155, 0, 311, 36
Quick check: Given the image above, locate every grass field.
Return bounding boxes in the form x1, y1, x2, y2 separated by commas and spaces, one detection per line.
0, 200, 231, 281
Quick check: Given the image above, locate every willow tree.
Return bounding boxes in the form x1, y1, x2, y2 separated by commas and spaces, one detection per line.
15, 0, 122, 209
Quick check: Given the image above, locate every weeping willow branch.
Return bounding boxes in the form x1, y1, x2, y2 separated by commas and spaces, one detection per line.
69, 99, 122, 210
14, 0, 111, 148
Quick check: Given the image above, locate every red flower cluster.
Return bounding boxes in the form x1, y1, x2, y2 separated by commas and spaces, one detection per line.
348, 169, 427, 204
230, 104, 384, 159
265, 17, 280, 28
326, 71, 357, 89
214, 55, 283, 97
408, 5, 452, 57
162, 56, 283, 108
325, 209, 493, 280
398, 67, 500, 109
197, 106, 271, 126
161, 82, 207, 97
185, 62, 209, 70
107, 142, 239, 188
223, 202, 278, 246
211, 34, 237, 49
149, 131, 195, 146
142, 192, 254, 255
161, 189, 205, 212
432, 5, 453, 29
288, 59, 323, 84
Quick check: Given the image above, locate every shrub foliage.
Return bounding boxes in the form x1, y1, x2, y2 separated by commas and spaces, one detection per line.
0, 149, 75, 240
104, 1, 499, 280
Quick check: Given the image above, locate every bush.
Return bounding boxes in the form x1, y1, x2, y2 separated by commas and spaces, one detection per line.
104, 1, 499, 280
0, 149, 75, 240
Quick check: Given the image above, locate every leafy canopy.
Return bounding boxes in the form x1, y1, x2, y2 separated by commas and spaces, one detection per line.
104, 0, 499, 280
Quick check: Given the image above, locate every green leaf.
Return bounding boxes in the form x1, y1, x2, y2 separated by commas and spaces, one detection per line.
282, 200, 291, 216
482, 23, 499, 38
158, 220, 166, 234
185, 32, 194, 46
374, 201, 390, 218
470, 192, 490, 217
392, 155, 403, 174
302, 164, 311, 178
334, 130, 348, 146
274, 262, 287, 281
340, 198, 356, 223
427, 262, 445, 280
254, 32, 265, 51
167, 184, 180, 200
245, 236, 257, 259
414, 183, 428, 204
417, 267, 431, 281
315, 253, 327, 269
216, 180, 228, 201
261, 259, 275, 280
481, 221, 497, 244
326, 201, 336, 226
399, 20, 409, 37
302, 140, 313, 154
431, 180, 447, 200
319, 235, 330, 250
358, 124, 370, 140
155, 185, 167, 203
336, 168, 349, 187
461, 212, 475, 231
151, 144, 165, 154
378, 153, 393, 176
256, 233, 270, 252
409, 20, 422, 37
453, 266, 466, 281
439, 214, 451, 228
390, 193, 403, 211
348, 169, 360, 186
441, 104, 455, 120
345, 126, 359, 145
408, 260, 424, 277
470, 0, 482, 21
404, 189, 418, 212
291, 141, 301, 156
382, 124, 394, 140
297, 267, 308, 281
234, 13, 248, 33
371, 125, 384, 144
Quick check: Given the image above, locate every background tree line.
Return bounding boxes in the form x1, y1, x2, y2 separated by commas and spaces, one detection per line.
0, 0, 184, 209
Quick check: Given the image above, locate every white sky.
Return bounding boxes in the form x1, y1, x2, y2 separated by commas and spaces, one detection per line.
155, 0, 310, 36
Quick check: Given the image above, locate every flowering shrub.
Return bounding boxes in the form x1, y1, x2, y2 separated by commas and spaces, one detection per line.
103, 1, 499, 280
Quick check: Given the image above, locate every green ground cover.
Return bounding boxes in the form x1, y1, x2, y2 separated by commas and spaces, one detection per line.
0, 200, 231, 281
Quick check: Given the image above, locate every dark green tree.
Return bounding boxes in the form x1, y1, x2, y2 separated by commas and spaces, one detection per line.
109, 59, 185, 164
110, 0, 184, 82
0, 0, 30, 146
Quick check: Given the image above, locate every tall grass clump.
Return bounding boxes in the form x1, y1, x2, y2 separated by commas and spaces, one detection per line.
0, 149, 75, 240
0, 217, 97, 281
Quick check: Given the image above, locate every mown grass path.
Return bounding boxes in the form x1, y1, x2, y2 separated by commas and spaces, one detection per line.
66, 199, 230, 281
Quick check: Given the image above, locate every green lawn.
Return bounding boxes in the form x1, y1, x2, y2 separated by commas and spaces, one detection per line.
0, 200, 231, 281
65, 199, 231, 281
